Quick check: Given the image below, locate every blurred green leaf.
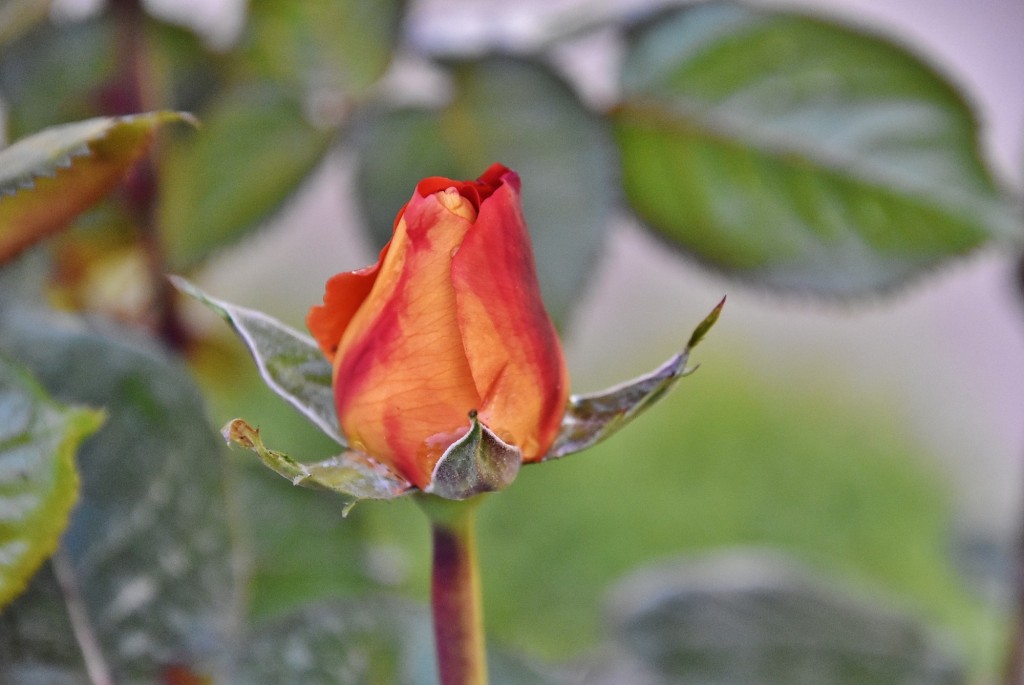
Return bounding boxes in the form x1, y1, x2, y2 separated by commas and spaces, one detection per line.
593, 551, 963, 685
355, 56, 616, 325
0, 112, 192, 265
238, 0, 407, 98
235, 598, 437, 684
160, 85, 332, 267
614, 2, 1020, 295
236, 597, 565, 685
0, 307, 234, 682
0, 16, 113, 139
0, 356, 103, 610
146, 18, 225, 116
0, 565, 89, 684
233, 459, 380, 620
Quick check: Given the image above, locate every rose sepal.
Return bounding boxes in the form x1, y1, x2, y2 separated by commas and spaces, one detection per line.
171, 276, 344, 445
175, 275, 723, 500
221, 418, 412, 513
425, 411, 522, 501
542, 296, 725, 460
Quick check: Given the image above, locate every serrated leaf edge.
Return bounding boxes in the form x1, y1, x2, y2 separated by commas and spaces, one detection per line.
0, 374, 105, 609
0, 112, 195, 200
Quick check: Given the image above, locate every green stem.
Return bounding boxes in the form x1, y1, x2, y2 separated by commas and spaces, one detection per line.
419, 496, 488, 685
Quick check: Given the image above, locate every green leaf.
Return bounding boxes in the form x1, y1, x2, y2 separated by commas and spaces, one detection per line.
222, 418, 411, 507
239, 0, 407, 98
0, 112, 193, 265
600, 551, 963, 684
544, 298, 723, 460
425, 412, 521, 500
171, 276, 343, 443
0, 307, 234, 682
0, 564, 90, 684
614, 2, 1020, 295
355, 56, 616, 325
0, 356, 103, 609
235, 597, 566, 685
233, 456, 381, 620
159, 85, 332, 267
0, 16, 114, 139
235, 598, 437, 684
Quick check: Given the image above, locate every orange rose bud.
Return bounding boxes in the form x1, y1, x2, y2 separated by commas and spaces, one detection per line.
307, 164, 570, 489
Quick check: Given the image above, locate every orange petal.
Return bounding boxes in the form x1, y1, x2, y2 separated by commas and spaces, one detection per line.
332, 192, 482, 488
451, 171, 569, 461
306, 244, 388, 359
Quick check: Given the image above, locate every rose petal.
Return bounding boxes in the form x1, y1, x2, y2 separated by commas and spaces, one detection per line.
451, 171, 569, 461
331, 192, 482, 488
306, 246, 387, 359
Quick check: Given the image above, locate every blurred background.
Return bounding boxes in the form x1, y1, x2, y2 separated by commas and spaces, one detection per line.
2, 0, 1022, 682
197, 0, 1024, 671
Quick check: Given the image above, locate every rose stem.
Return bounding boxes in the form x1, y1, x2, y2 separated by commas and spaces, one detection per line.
420, 497, 488, 685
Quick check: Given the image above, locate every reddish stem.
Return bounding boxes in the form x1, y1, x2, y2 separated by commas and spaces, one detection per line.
103, 0, 190, 350
424, 498, 488, 685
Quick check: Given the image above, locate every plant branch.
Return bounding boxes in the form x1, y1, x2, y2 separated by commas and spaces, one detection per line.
1003, 249, 1024, 685
420, 496, 488, 685
52, 550, 116, 685
106, 0, 189, 350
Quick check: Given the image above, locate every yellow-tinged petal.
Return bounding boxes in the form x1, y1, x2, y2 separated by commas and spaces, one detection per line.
331, 191, 481, 488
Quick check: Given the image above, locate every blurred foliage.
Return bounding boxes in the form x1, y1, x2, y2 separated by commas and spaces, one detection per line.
0, 0, 1020, 681
0, 355, 102, 609
614, 4, 1017, 294
0, 113, 189, 262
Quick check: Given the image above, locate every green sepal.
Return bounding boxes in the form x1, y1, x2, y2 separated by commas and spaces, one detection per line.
544, 297, 724, 460
171, 276, 344, 445
222, 418, 411, 512
426, 411, 522, 500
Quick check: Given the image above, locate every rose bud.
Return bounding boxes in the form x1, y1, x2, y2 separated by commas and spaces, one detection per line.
307, 164, 569, 489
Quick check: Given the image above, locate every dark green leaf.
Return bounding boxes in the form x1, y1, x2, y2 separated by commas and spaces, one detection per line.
0, 113, 192, 264
355, 56, 616, 324
234, 597, 565, 685
614, 2, 1020, 295
0, 564, 89, 684
425, 412, 521, 500
597, 551, 963, 684
222, 418, 411, 506
234, 598, 436, 685
233, 458, 381, 620
0, 16, 114, 139
172, 276, 342, 443
238, 0, 406, 98
0, 307, 234, 682
544, 298, 723, 459
0, 357, 103, 609
147, 18, 224, 115
159, 85, 332, 267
